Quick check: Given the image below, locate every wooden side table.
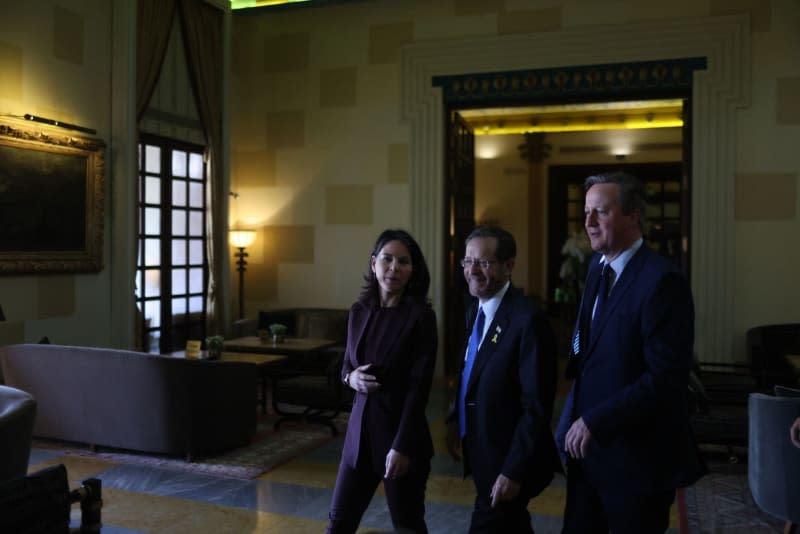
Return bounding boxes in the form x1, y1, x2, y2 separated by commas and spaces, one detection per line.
168, 350, 287, 414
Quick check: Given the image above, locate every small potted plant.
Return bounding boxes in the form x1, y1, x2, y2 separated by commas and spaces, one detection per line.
269, 323, 288, 344
205, 335, 224, 360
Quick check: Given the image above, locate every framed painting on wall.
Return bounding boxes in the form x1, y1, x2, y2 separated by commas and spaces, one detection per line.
0, 119, 105, 273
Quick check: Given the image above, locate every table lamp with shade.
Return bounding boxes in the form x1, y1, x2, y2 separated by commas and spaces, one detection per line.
229, 230, 257, 320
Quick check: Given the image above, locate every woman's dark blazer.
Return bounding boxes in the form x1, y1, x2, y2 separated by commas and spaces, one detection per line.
339, 296, 438, 472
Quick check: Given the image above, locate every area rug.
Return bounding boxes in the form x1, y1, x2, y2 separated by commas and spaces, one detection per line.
682, 461, 785, 533
33, 415, 346, 480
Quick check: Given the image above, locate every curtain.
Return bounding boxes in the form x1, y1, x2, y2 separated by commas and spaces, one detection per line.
177, 0, 227, 336
135, 0, 178, 350
136, 0, 177, 121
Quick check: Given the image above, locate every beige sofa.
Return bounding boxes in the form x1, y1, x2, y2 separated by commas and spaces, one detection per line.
0, 344, 258, 460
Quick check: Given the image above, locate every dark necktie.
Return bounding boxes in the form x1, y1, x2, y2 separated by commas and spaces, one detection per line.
569, 264, 601, 365
459, 307, 485, 438
592, 264, 614, 329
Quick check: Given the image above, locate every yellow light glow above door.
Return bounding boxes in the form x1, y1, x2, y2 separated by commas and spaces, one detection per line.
230, 0, 312, 9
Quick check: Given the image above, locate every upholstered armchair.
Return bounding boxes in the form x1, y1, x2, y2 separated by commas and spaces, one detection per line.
0, 385, 36, 482
748, 392, 800, 530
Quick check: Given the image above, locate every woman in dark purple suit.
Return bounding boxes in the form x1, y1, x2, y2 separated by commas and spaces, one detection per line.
326, 229, 438, 534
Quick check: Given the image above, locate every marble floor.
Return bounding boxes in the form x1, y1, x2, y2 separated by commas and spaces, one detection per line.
28, 382, 681, 533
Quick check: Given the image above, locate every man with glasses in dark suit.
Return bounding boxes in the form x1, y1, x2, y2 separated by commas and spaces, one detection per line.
447, 226, 560, 533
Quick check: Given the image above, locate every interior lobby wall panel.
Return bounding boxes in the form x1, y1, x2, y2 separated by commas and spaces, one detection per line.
311, 145, 386, 185
388, 143, 409, 184
776, 78, 800, 124
230, 92, 268, 150
358, 63, 402, 111
498, 7, 563, 35
311, 10, 364, 68
557, 0, 714, 28
0, 322, 25, 346
265, 111, 306, 148
231, 20, 261, 78
320, 67, 358, 108
734, 221, 800, 335
37, 276, 76, 319
258, 225, 315, 264
243, 262, 278, 305
735, 173, 797, 220
736, 40, 797, 171
245, 72, 311, 111
263, 33, 310, 73
0, 0, 113, 347
314, 226, 375, 305
232, 149, 277, 189
275, 264, 340, 307
368, 21, 414, 65
416, 5, 497, 39
307, 105, 403, 147
0, 41, 23, 101
454, 0, 502, 17
374, 184, 410, 229
1, 279, 40, 321
710, 0, 772, 32
53, 5, 84, 65
272, 148, 323, 189
326, 186, 373, 225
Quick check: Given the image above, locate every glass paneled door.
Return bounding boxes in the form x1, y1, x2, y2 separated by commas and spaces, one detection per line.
136, 134, 208, 354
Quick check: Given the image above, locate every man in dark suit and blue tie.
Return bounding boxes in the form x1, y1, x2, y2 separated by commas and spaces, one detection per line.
557, 172, 706, 533
447, 226, 561, 533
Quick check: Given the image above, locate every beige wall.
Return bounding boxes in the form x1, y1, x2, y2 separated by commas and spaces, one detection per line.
732, 0, 800, 346
232, 0, 799, 362
0, 1, 116, 347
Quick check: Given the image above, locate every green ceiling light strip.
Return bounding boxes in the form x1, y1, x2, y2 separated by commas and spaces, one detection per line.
230, 0, 313, 9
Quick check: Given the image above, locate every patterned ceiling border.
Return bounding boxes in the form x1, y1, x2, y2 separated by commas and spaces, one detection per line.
432, 57, 708, 105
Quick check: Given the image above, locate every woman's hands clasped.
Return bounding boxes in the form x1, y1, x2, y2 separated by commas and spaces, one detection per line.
346, 363, 381, 394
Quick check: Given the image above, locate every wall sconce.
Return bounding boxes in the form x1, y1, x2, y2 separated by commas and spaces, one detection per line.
229, 230, 257, 320
23, 113, 96, 135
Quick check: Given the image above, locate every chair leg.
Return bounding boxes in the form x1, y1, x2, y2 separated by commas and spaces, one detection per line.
71, 477, 102, 534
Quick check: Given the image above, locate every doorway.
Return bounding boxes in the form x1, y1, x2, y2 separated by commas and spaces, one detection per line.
443, 96, 691, 380
405, 19, 747, 369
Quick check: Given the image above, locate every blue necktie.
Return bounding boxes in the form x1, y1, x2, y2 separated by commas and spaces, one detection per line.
459, 307, 485, 438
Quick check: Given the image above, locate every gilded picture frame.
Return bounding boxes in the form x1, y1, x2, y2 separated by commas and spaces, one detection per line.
0, 119, 105, 273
